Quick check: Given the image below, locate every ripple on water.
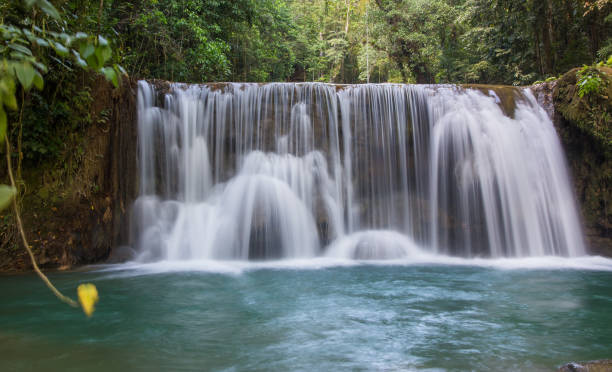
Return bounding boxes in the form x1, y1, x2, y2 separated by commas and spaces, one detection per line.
0, 261, 611, 371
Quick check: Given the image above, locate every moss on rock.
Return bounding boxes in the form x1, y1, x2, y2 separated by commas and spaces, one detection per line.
555, 67, 612, 153
553, 67, 612, 256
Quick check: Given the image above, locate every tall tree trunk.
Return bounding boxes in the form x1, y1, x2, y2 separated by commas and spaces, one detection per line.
345, 0, 351, 34
588, 10, 602, 58
540, 2, 553, 75
535, 25, 543, 75
544, 0, 555, 73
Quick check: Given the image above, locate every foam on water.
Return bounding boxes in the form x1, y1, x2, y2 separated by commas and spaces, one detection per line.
94, 249, 612, 279
325, 230, 426, 260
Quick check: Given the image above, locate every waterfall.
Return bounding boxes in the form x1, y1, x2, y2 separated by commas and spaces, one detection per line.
131, 81, 585, 261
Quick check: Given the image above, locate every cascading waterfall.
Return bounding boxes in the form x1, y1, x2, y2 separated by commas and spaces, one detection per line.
131, 81, 585, 261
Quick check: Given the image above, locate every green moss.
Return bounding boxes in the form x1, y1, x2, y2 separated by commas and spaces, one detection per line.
554, 67, 612, 155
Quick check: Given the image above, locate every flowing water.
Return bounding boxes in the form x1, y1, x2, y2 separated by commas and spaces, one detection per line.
3, 82, 608, 371
1, 260, 612, 371
132, 82, 584, 261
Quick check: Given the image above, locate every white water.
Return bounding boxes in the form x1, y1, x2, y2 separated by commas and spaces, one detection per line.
132, 82, 586, 261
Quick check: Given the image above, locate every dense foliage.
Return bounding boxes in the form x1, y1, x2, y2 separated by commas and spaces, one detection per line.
1, 0, 123, 168
5, 0, 604, 86
0, 0, 610, 166
96, 0, 297, 82
1, 0, 120, 204
4, 0, 611, 86
303, 0, 612, 85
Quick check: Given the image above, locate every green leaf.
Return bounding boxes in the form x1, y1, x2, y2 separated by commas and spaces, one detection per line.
98, 35, 109, 47
32, 60, 48, 73
102, 67, 118, 88
0, 78, 16, 100
36, 0, 61, 20
0, 185, 16, 212
8, 44, 33, 56
52, 41, 69, 57
33, 71, 44, 90
86, 55, 100, 70
95, 45, 112, 66
75, 32, 88, 40
3, 91, 18, 111
72, 50, 87, 68
14, 63, 35, 91
58, 33, 71, 44
35, 37, 50, 47
80, 43, 95, 59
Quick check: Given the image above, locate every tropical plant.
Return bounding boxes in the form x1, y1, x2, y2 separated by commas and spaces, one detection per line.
577, 65, 607, 97
0, 0, 121, 316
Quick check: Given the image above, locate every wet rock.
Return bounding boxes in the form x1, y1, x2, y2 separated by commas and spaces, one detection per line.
557, 360, 612, 372
106, 245, 137, 263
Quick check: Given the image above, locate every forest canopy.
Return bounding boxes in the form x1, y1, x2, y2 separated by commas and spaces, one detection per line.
3, 0, 611, 85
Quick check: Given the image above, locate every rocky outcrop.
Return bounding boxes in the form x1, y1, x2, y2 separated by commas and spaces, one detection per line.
549, 68, 612, 256
0, 76, 138, 272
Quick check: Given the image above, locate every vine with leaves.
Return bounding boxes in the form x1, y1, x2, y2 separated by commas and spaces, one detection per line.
0, 0, 123, 316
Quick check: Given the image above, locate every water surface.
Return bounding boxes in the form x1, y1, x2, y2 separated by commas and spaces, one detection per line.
1, 259, 611, 371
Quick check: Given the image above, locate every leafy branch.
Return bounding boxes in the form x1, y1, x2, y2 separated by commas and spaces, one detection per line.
0, 0, 119, 316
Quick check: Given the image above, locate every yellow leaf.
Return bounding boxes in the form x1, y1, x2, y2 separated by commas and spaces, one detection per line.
77, 283, 99, 317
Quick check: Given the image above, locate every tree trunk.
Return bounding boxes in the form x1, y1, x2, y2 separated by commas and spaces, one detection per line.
345, 0, 350, 34
540, 2, 553, 75
534, 25, 543, 75
545, 0, 555, 73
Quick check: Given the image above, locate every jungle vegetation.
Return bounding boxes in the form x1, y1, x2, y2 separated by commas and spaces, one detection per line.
0, 0, 611, 165
71, 0, 612, 85
4, 0, 608, 86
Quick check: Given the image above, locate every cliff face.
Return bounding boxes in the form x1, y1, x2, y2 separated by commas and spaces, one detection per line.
0, 77, 138, 272
549, 68, 612, 256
